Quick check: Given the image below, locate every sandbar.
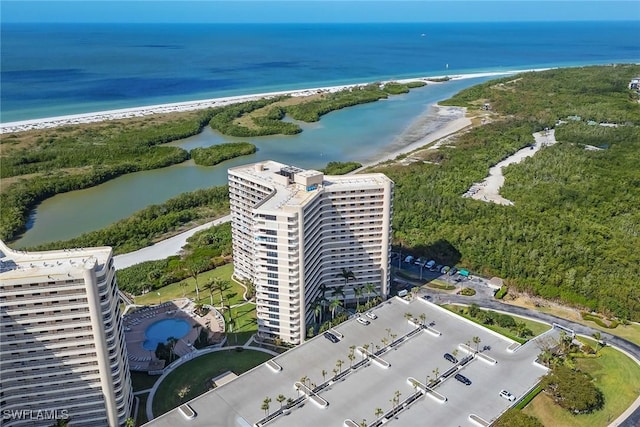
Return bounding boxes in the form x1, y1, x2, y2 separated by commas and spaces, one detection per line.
0, 69, 550, 134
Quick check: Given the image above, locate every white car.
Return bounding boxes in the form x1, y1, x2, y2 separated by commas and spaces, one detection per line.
499, 390, 516, 402
365, 311, 377, 320
356, 317, 371, 325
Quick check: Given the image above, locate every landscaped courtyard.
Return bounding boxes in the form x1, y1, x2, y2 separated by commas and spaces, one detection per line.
151, 349, 274, 417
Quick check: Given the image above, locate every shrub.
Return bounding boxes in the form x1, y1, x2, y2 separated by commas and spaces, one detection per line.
494, 286, 508, 299
459, 287, 476, 296
580, 312, 619, 329
190, 142, 256, 166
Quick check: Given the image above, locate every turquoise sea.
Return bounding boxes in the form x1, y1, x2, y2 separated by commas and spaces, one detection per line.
2, 21, 639, 122
2, 21, 639, 247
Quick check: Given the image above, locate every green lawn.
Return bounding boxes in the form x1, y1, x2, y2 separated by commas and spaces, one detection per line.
442, 305, 551, 343
225, 302, 257, 345
585, 322, 640, 347
134, 264, 239, 306
523, 346, 640, 426
130, 371, 160, 392
152, 349, 273, 417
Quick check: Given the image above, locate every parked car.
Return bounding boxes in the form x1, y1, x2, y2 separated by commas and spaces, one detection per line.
404, 255, 414, 264
499, 390, 516, 401
441, 266, 450, 274
434, 264, 443, 272
365, 311, 377, 320
454, 373, 472, 385
414, 257, 425, 266
323, 332, 339, 343
425, 260, 436, 269
444, 353, 458, 364
356, 316, 371, 325
448, 267, 458, 276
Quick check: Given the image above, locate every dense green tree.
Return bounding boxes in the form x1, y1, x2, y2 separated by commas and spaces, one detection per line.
540, 365, 604, 414
493, 409, 543, 427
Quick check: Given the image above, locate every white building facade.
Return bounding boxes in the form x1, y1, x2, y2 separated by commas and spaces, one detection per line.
0, 241, 133, 427
228, 161, 393, 344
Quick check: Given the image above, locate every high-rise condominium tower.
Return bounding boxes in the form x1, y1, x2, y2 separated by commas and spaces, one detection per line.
0, 241, 133, 427
228, 161, 393, 344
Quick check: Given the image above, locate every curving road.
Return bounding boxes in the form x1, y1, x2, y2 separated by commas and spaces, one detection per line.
412, 274, 640, 427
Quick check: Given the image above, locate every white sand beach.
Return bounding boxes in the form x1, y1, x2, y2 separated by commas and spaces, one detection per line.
0, 69, 549, 134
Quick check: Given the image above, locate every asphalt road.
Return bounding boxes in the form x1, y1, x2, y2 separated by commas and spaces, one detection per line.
393, 261, 640, 427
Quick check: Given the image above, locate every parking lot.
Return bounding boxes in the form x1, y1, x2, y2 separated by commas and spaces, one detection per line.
148, 297, 556, 427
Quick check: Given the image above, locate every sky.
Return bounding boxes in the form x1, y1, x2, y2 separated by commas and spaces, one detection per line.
1, 0, 639, 23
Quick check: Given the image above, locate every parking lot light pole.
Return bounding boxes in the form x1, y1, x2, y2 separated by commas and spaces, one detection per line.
420, 264, 424, 280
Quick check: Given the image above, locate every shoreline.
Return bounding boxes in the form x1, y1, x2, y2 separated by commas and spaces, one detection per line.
0, 68, 549, 134
113, 105, 473, 268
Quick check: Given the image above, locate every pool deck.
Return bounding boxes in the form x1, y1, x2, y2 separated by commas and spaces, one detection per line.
124, 298, 225, 371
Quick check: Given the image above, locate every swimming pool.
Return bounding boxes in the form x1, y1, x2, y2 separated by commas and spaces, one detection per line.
143, 318, 191, 351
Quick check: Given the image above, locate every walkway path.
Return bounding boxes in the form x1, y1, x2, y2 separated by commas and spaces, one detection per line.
113, 215, 230, 270
463, 129, 557, 205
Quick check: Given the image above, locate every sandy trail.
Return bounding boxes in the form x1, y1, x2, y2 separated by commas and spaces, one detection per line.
463, 129, 557, 205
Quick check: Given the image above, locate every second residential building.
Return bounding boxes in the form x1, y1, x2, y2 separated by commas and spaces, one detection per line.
228, 160, 393, 344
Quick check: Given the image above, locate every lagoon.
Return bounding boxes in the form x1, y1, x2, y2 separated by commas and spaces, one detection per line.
12, 77, 491, 248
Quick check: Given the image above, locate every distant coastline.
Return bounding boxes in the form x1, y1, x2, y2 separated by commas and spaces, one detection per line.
0, 69, 547, 134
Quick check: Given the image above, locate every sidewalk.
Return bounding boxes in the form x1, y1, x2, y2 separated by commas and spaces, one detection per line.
113, 215, 230, 270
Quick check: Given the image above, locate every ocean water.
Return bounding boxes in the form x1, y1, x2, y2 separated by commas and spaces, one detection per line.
2, 21, 639, 123
3, 21, 639, 247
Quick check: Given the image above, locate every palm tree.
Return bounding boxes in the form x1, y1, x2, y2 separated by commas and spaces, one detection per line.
374, 407, 384, 419
347, 352, 355, 368
354, 285, 363, 311
261, 397, 271, 416
362, 343, 370, 359
179, 281, 188, 298
404, 312, 413, 321
432, 367, 440, 380
329, 298, 342, 321
331, 285, 345, 301
592, 332, 602, 353
182, 258, 208, 300
419, 313, 426, 326
124, 418, 136, 427
318, 283, 328, 300
336, 359, 344, 374
177, 385, 191, 400
203, 280, 215, 306
336, 268, 356, 287
364, 282, 376, 304
166, 336, 178, 362
276, 394, 286, 409
313, 300, 323, 325
217, 279, 231, 308
300, 376, 308, 389
226, 307, 237, 344
472, 336, 482, 352
321, 369, 327, 383
359, 419, 367, 427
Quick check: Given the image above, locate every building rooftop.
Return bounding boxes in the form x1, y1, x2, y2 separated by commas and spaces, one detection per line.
145, 297, 555, 427
228, 160, 392, 214
0, 240, 111, 281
